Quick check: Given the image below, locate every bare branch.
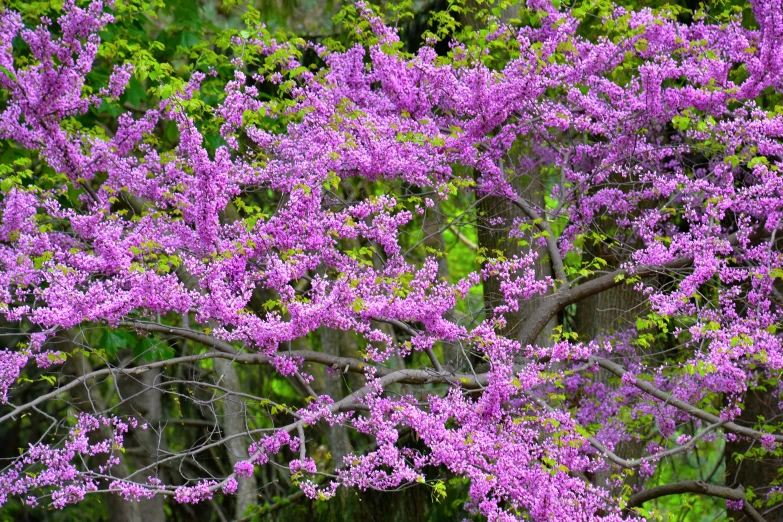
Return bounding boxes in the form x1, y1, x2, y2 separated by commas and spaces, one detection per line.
512, 196, 568, 285
518, 230, 755, 345
448, 224, 478, 250
1, 352, 228, 425
626, 480, 765, 522
588, 422, 725, 468
122, 320, 475, 386
593, 356, 783, 443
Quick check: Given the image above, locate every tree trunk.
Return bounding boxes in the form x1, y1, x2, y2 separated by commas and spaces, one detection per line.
476, 174, 555, 346
725, 388, 783, 521
214, 358, 259, 520
575, 243, 646, 494
117, 368, 167, 522
318, 327, 352, 469
422, 198, 450, 282
61, 331, 146, 522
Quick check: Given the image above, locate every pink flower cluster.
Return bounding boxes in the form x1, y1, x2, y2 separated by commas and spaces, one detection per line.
1, 0, 783, 519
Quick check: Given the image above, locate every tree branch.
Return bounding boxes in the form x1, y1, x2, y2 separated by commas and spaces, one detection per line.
626, 480, 765, 522
121, 320, 470, 386
0, 351, 228, 425
519, 258, 691, 346
517, 230, 758, 346
448, 224, 477, 250
592, 356, 783, 443
512, 196, 568, 285
588, 422, 725, 468
122, 368, 429, 481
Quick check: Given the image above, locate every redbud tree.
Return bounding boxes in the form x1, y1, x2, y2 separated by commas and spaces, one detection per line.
1, 0, 782, 520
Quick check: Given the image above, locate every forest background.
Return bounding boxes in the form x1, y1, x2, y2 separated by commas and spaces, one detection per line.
0, 0, 777, 521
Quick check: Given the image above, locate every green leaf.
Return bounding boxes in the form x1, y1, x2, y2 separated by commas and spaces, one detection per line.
0, 65, 17, 82
672, 115, 690, 131
352, 298, 366, 313
725, 155, 740, 168
770, 268, 783, 279
100, 330, 137, 358
431, 480, 447, 502
748, 156, 769, 168
134, 336, 175, 362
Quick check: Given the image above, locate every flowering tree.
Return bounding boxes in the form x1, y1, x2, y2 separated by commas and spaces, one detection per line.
1, 0, 783, 520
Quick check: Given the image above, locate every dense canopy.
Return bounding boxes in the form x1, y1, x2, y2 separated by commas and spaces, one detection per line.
1, 0, 783, 520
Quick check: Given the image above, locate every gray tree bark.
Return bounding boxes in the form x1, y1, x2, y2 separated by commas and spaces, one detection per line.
318, 327, 352, 469
575, 240, 646, 494
725, 388, 783, 521
117, 368, 167, 522
214, 358, 259, 520
61, 331, 151, 522
476, 173, 556, 346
